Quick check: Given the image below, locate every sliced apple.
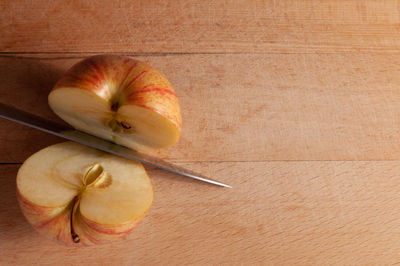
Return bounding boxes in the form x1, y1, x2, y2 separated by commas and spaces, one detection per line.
48, 54, 182, 151
16, 141, 153, 245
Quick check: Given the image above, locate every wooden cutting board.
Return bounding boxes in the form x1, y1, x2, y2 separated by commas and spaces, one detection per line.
2, 1, 400, 265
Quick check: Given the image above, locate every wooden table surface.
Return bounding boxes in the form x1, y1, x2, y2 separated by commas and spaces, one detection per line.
3, 1, 400, 265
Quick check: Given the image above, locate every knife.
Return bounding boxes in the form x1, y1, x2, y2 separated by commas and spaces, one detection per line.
0, 102, 231, 188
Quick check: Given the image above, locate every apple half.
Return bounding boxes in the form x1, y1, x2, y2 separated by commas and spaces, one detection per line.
48, 55, 182, 151
16, 142, 153, 245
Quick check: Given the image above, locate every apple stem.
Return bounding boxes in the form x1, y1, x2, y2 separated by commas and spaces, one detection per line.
70, 195, 81, 243
70, 164, 113, 243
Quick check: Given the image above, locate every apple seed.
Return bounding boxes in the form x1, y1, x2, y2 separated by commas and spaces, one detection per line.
83, 164, 104, 186
83, 163, 112, 189
120, 121, 131, 129
111, 102, 119, 112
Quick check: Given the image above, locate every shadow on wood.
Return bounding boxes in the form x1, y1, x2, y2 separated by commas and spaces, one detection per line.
0, 56, 66, 163
0, 56, 64, 117
0, 165, 36, 243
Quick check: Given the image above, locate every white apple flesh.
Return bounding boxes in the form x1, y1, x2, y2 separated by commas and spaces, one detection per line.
16, 142, 153, 245
48, 55, 182, 151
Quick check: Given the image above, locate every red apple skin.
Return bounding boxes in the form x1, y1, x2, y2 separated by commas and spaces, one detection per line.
16, 142, 154, 246
17, 187, 149, 246
52, 54, 182, 131
16, 188, 74, 245
74, 214, 145, 245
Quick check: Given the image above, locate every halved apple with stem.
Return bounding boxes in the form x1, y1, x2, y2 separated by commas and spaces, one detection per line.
48, 54, 182, 151
17, 142, 153, 245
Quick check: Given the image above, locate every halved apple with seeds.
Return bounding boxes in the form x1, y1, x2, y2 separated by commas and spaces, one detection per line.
48, 54, 182, 151
17, 141, 153, 245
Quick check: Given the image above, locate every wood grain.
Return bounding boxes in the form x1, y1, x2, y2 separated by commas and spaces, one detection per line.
2, 54, 400, 162
3, 0, 400, 264
2, 0, 400, 53
3, 161, 400, 265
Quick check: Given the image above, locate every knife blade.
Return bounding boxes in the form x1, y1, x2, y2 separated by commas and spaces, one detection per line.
0, 102, 231, 188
